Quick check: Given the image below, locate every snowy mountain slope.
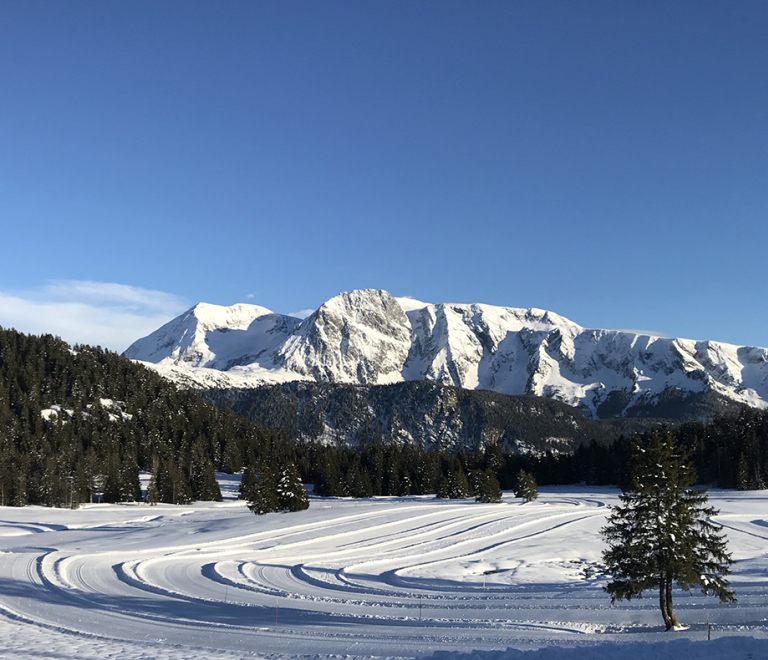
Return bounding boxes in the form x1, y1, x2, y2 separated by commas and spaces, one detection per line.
125, 302, 302, 372
124, 289, 768, 419
273, 289, 412, 384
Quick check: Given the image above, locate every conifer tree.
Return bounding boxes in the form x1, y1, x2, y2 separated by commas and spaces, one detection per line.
313, 453, 346, 497
472, 469, 503, 503
435, 475, 450, 499
414, 448, 439, 495
513, 469, 538, 502
190, 438, 222, 501
442, 458, 471, 499
238, 464, 257, 502
276, 463, 310, 512
102, 460, 123, 503
345, 462, 374, 498
242, 463, 279, 515
146, 472, 159, 505
736, 453, 749, 491
153, 459, 194, 504
601, 430, 735, 630
119, 457, 141, 502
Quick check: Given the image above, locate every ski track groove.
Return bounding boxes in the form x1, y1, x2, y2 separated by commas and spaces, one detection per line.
1, 490, 767, 656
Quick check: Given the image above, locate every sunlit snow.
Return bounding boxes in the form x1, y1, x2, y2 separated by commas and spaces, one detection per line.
124, 290, 768, 417
1, 480, 767, 658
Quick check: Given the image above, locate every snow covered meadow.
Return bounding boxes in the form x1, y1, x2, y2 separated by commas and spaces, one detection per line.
0, 479, 767, 659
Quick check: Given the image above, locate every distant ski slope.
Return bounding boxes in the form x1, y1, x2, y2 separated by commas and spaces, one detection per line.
1, 481, 768, 658
125, 289, 768, 419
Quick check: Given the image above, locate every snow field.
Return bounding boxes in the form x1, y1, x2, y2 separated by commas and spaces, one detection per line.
126, 291, 768, 415
0, 483, 767, 658
430, 636, 768, 660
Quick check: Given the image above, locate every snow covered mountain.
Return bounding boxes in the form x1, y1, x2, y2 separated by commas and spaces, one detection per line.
125, 289, 768, 419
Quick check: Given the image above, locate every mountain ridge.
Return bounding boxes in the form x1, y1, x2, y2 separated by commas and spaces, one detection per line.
125, 289, 768, 420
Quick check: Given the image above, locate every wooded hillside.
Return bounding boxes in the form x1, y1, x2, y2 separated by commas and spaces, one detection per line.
0, 327, 288, 506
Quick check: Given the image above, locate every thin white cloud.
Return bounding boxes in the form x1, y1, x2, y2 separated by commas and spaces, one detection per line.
287, 309, 314, 319
0, 281, 188, 353
615, 328, 669, 338
246, 293, 255, 299
41, 280, 184, 312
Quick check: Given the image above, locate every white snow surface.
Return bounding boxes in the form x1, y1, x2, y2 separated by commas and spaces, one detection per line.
1, 481, 768, 658
124, 289, 768, 417
40, 399, 132, 424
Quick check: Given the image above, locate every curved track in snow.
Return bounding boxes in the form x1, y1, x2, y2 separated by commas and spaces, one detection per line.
1, 488, 767, 657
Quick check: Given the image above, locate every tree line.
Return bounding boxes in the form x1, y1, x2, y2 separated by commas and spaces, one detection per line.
0, 327, 526, 509
537, 406, 768, 491
2, 326, 768, 511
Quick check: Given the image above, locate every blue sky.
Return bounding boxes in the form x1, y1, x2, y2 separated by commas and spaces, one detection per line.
1, 1, 766, 351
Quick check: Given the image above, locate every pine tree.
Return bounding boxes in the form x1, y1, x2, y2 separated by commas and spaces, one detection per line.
313, 452, 346, 497
239, 464, 257, 501
736, 453, 750, 491
601, 430, 735, 631
414, 448, 439, 495
435, 475, 450, 499
146, 472, 159, 505
242, 463, 279, 515
472, 469, 503, 503
513, 469, 538, 502
152, 459, 194, 504
445, 458, 471, 499
276, 463, 310, 512
345, 462, 373, 498
190, 438, 222, 501
119, 456, 141, 502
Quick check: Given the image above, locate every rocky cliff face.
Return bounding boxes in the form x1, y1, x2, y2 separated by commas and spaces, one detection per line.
125, 289, 768, 420
273, 289, 412, 384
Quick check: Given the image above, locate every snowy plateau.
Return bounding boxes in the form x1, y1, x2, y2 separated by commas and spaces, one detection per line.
0, 480, 767, 659
125, 289, 768, 419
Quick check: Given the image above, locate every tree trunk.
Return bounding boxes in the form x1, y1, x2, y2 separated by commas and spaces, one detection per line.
659, 577, 672, 630
665, 574, 680, 629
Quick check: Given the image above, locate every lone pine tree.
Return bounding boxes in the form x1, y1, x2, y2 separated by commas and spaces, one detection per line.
601, 430, 735, 630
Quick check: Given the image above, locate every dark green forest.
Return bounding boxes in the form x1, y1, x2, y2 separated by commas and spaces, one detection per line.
531, 406, 768, 491
0, 327, 291, 506
2, 326, 767, 509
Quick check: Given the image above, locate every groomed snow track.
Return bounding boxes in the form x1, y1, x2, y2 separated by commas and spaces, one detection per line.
1, 486, 767, 658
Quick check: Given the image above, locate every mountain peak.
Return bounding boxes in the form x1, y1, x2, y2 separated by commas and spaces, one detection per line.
125, 290, 768, 419
188, 302, 274, 330
275, 289, 411, 384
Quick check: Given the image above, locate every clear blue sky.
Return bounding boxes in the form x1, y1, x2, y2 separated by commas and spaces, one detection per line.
1, 1, 766, 351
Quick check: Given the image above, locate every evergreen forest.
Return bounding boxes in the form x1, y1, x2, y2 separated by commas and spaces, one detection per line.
0, 327, 288, 506
2, 326, 768, 509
